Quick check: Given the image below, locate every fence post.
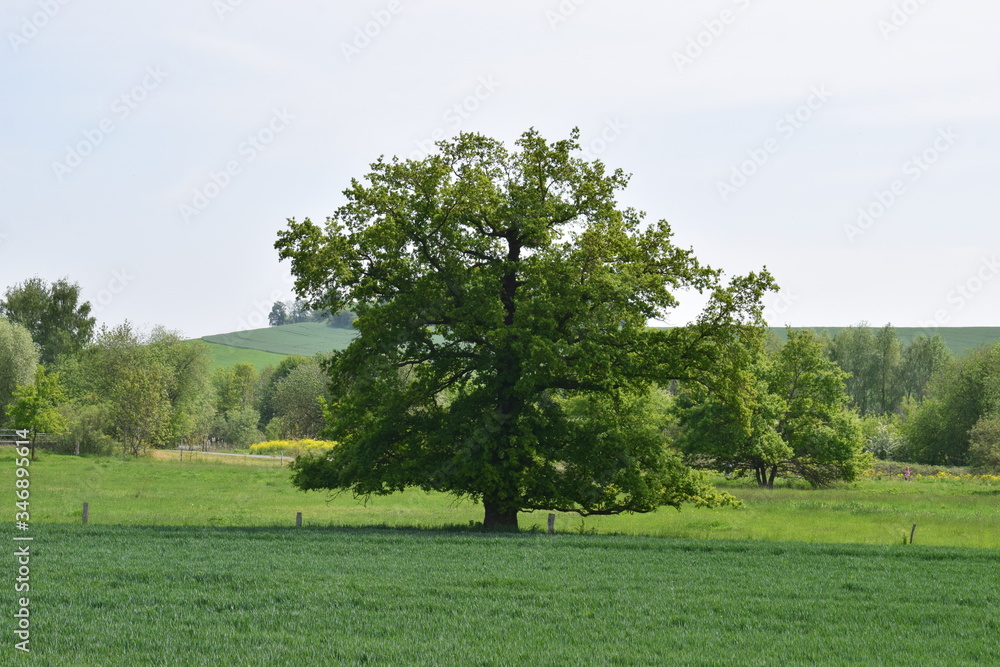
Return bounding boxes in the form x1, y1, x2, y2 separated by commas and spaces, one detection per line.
296, 512, 302, 527
82, 502, 89, 525
547, 513, 555, 535
910, 524, 917, 544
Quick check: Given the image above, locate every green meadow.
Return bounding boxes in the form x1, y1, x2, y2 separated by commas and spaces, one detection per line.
10, 449, 1000, 548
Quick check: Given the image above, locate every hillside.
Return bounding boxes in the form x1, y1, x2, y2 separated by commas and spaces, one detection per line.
201, 323, 1000, 369
201, 322, 357, 368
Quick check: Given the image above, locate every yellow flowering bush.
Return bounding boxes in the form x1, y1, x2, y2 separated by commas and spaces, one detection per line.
250, 439, 336, 457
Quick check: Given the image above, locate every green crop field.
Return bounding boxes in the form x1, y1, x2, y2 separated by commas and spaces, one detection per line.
202, 322, 357, 357
7, 524, 1000, 665
202, 341, 288, 371
8, 449, 1000, 663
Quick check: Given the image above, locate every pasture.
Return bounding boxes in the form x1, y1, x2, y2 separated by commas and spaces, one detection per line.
12, 450, 1000, 548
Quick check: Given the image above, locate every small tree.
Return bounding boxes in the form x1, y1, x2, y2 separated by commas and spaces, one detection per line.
6, 366, 68, 459
1, 276, 95, 365
268, 302, 288, 327
269, 359, 328, 439
677, 329, 868, 488
0, 317, 38, 418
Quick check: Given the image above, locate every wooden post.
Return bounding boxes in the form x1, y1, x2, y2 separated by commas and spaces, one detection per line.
296, 512, 302, 527
910, 524, 917, 544
82, 502, 89, 525
179, 447, 183, 463
547, 513, 555, 535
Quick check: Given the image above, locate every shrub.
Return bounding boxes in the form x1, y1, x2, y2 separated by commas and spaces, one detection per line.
860, 414, 905, 460
47, 403, 115, 455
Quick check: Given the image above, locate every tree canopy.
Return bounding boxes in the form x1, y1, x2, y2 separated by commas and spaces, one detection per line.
676, 329, 867, 488
0, 317, 38, 420
0, 277, 95, 365
276, 128, 774, 528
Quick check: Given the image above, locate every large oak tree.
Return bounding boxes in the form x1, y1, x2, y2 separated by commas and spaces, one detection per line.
276, 129, 774, 528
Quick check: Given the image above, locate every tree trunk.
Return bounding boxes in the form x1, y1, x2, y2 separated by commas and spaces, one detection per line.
483, 500, 519, 530
767, 465, 778, 489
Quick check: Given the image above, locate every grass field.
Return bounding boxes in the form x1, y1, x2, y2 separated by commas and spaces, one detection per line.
11, 449, 1000, 548
6, 524, 999, 665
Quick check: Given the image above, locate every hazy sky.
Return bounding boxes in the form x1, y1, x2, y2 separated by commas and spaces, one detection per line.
3, 1, 998, 339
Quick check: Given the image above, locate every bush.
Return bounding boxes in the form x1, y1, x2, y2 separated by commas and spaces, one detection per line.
860, 414, 905, 461
46, 403, 115, 455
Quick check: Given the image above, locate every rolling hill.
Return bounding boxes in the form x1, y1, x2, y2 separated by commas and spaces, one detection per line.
201, 322, 357, 369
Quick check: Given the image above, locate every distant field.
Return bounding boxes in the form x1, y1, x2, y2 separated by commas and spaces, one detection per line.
202, 341, 288, 371
200, 323, 1000, 370
769, 326, 1000, 356
202, 321, 356, 357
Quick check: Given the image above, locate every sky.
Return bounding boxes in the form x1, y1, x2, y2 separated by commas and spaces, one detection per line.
2, 0, 998, 339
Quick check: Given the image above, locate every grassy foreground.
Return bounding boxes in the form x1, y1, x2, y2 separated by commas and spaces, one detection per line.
12, 449, 1000, 548
7, 524, 1000, 665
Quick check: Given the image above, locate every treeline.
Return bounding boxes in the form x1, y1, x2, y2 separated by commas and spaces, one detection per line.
267, 299, 356, 329
0, 277, 331, 457
790, 323, 999, 470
